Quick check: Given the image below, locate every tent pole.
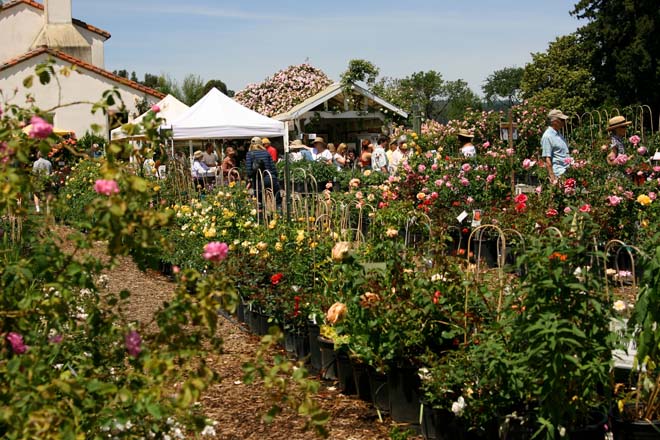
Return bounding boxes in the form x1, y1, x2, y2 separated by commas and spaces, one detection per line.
284, 122, 291, 223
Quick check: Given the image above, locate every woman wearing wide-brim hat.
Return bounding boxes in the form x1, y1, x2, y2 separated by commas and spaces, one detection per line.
457, 128, 476, 158
606, 116, 632, 166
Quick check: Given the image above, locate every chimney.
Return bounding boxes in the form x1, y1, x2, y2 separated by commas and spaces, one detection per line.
45, 0, 73, 25
31, 0, 92, 62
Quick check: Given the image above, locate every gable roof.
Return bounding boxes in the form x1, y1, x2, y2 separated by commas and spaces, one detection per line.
0, 46, 165, 98
1, 0, 111, 39
274, 82, 409, 121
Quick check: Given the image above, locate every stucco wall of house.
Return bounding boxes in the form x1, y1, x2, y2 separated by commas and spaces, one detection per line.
0, 53, 159, 138
0, 5, 43, 64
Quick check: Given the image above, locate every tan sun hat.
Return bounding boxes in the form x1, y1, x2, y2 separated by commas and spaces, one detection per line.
193, 150, 204, 159
250, 136, 263, 145
312, 137, 326, 147
607, 115, 632, 131
548, 109, 569, 121
457, 128, 474, 138
289, 139, 305, 149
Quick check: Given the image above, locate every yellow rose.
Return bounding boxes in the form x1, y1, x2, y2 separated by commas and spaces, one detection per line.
256, 241, 268, 251
637, 194, 652, 206
153, 185, 161, 192
275, 242, 283, 251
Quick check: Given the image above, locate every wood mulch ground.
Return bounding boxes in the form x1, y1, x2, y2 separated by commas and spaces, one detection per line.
54, 225, 419, 440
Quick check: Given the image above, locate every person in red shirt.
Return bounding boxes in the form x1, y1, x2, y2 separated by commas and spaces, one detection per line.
262, 138, 278, 163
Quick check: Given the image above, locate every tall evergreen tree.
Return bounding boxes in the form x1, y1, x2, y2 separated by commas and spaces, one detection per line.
572, 0, 660, 110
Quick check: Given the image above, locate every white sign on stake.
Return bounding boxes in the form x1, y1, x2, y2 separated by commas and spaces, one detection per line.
457, 211, 468, 223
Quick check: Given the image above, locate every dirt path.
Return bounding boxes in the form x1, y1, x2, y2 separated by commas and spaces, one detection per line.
55, 226, 417, 439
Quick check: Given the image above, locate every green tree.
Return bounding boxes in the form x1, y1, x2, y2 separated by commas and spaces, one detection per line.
520, 34, 598, 114
399, 70, 445, 119
482, 66, 524, 107
203, 79, 234, 97
180, 74, 206, 106
340, 59, 380, 88
571, 0, 660, 111
438, 79, 483, 121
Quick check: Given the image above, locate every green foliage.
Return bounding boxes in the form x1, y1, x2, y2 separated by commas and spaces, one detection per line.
508, 214, 612, 438
572, 0, 660, 111
180, 74, 206, 106
340, 59, 380, 88
521, 34, 599, 114
482, 66, 524, 107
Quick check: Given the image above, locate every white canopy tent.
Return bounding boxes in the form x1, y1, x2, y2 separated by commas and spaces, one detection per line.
110, 94, 189, 140
169, 88, 285, 140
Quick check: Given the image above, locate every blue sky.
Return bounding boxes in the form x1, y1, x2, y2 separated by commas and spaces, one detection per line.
74, 0, 584, 96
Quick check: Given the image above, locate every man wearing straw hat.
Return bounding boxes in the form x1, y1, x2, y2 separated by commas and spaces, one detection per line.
541, 109, 572, 185
605, 116, 632, 166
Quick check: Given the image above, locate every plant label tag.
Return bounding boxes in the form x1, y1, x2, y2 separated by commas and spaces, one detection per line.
457, 211, 468, 223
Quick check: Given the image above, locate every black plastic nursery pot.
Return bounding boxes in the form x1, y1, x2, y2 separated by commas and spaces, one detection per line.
367, 367, 390, 415
387, 364, 422, 424
568, 411, 608, 440
420, 403, 467, 440
255, 312, 270, 336
317, 336, 337, 381
307, 323, 322, 372
350, 358, 372, 401
293, 329, 310, 360
236, 301, 245, 323
336, 351, 356, 395
613, 419, 660, 439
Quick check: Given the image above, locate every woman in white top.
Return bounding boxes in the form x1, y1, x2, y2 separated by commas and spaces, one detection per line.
458, 128, 476, 158
333, 143, 348, 171
313, 137, 333, 164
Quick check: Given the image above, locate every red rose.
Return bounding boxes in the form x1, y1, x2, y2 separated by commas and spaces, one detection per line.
546, 208, 558, 217
271, 273, 284, 285
514, 193, 528, 204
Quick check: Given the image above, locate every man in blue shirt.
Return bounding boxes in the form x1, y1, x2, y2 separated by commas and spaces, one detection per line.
541, 109, 571, 185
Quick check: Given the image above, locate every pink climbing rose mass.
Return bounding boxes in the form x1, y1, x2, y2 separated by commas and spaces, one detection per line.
94, 179, 120, 196
6, 332, 27, 354
203, 242, 229, 262
29, 116, 53, 139
125, 330, 141, 357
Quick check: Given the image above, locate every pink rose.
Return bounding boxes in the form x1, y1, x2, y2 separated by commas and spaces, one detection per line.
607, 195, 622, 206
579, 204, 591, 213
461, 163, 472, 172
125, 330, 141, 357
7, 332, 27, 354
418, 164, 427, 173
203, 241, 229, 262
614, 154, 629, 165
535, 186, 542, 194
564, 207, 572, 214
522, 159, 536, 170
546, 208, 558, 217
486, 174, 495, 183
151, 104, 160, 113
431, 164, 438, 171
435, 179, 443, 187
649, 192, 657, 201
483, 141, 490, 148
29, 116, 53, 139
629, 135, 641, 146
638, 146, 647, 155
506, 148, 514, 156
94, 179, 120, 196
460, 177, 470, 187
